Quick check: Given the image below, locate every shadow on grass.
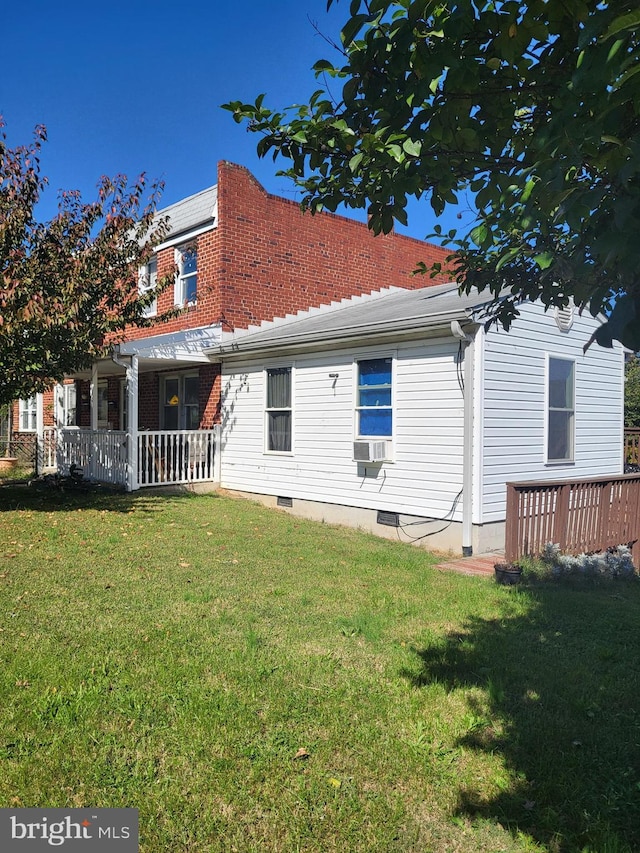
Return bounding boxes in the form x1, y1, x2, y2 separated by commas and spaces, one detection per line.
401, 579, 640, 852
0, 482, 218, 514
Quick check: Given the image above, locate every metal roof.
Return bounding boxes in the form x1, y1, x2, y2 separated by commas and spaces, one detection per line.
215, 283, 496, 358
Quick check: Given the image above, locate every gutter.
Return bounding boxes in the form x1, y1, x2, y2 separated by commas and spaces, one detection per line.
207, 307, 475, 360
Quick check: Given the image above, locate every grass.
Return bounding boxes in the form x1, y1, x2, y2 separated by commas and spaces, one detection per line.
1, 485, 639, 852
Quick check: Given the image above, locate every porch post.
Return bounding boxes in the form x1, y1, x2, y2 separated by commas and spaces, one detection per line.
89, 363, 99, 481
126, 354, 139, 492
213, 424, 222, 484
90, 363, 99, 431
36, 392, 44, 475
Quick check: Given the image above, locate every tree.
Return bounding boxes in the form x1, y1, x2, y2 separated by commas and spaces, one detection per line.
0, 122, 171, 407
224, 0, 640, 348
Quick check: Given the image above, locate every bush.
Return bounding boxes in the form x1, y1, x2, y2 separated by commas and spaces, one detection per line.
540, 542, 637, 579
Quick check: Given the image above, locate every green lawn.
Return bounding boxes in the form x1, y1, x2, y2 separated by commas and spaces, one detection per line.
1, 486, 639, 852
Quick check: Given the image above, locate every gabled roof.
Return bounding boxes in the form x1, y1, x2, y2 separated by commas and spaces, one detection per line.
157, 185, 218, 242
213, 282, 495, 359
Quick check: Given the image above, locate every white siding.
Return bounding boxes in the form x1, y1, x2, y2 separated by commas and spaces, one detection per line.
220, 338, 465, 520
480, 302, 624, 523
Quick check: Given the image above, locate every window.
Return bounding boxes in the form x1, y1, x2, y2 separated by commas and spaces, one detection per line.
139, 256, 158, 318
175, 244, 197, 306
266, 367, 292, 452
97, 380, 109, 428
162, 374, 200, 430
119, 379, 128, 431
548, 357, 575, 462
19, 396, 37, 432
357, 358, 392, 437
55, 383, 77, 426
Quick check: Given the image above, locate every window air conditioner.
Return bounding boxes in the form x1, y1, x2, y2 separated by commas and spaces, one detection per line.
353, 440, 387, 462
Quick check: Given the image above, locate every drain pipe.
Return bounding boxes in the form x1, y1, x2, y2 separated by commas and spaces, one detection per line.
451, 321, 474, 557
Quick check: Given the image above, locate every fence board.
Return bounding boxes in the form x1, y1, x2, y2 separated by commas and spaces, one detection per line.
505, 474, 640, 563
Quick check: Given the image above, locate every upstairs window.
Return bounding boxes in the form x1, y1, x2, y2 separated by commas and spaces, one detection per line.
357, 358, 392, 437
19, 396, 37, 432
547, 356, 575, 463
266, 367, 292, 452
138, 255, 158, 317
175, 244, 197, 306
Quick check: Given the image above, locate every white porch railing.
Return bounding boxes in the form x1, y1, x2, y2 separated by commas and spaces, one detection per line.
45, 427, 219, 490
137, 429, 217, 487
58, 428, 128, 486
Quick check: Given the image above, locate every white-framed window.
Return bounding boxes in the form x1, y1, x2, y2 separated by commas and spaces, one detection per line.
97, 380, 110, 428
265, 366, 292, 453
547, 356, 575, 463
119, 379, 128, 431
55, 383, 77, 427
175, 243, 197, 307
138, 255, 158, 318
161, 373, 200, 430
18, 396, 37, 432
356, 357, 393, 438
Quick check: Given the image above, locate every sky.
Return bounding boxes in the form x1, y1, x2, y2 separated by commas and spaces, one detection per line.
2, 0, 466, 243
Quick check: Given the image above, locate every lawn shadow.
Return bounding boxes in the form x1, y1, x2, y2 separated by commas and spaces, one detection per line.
0, 482, 218, 514
401, 580, 640, 852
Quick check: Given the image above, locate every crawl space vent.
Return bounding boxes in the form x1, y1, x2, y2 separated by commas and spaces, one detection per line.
377, 510, 400, 527
277, 496, 293, 508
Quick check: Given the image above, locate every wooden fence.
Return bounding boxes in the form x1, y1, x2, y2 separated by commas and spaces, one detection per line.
505, 474, 640, 564
624, 427, 640, 465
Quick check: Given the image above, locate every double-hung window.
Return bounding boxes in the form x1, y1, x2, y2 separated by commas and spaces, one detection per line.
266, 367, 292, 452
547, 356, 575, 463
138, 256, 158, 317
19, 396, 37, 432
175, 244, 197, 306
55, 383, 77, 427
356, 358, 393, 437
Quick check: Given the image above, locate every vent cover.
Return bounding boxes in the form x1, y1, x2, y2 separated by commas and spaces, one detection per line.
555, 304, 574, 331
377, 510, 400, 527
277, 496, 293, 508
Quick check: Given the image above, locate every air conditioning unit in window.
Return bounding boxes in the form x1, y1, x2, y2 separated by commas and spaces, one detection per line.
353, 440, 387, 462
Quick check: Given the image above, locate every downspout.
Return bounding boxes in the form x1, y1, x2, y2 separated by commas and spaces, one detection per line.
451, 321, 475, 557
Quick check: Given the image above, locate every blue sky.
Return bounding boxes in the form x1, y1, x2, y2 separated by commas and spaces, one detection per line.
3, 0, 465, 242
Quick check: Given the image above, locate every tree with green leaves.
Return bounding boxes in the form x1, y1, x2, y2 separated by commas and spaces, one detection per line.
0, 122, 171, 407
225, 0, 640, 348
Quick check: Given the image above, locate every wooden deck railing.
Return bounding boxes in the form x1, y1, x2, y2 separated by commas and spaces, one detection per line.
505, 474, 640, 564
624, 427, 640, 464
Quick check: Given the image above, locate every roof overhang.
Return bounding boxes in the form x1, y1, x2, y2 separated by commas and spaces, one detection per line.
207, 309, 478, 362
68, 324, 223, 379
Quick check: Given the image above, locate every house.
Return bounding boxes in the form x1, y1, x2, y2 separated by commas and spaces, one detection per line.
10, 161, 449, 484
211, 283, 624, 555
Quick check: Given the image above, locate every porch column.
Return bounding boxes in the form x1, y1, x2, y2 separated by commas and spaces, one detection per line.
36, 392, 44, 475
90, 363, 99, 431
126, 354, 139, 492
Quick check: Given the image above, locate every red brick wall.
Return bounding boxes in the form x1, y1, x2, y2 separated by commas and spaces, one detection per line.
121, 160, 451, 341
214, 161, 450, 332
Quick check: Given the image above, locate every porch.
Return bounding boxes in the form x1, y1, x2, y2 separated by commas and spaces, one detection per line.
41, 426, 220, 491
